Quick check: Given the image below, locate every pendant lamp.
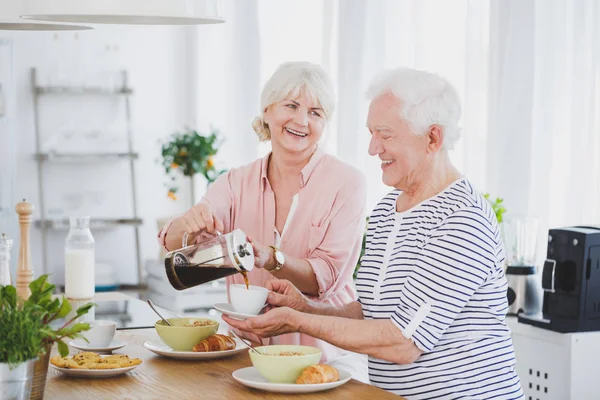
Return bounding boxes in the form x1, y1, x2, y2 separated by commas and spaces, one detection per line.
0, 0, 91, 30
21, 0, 225, 25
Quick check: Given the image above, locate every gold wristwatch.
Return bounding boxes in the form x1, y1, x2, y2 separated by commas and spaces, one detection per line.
266, 246, 285, 272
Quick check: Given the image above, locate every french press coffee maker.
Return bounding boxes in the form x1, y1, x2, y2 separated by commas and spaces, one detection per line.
164, 229, 254, 291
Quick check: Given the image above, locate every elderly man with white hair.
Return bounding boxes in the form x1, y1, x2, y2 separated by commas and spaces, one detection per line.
224, 67, 524, 399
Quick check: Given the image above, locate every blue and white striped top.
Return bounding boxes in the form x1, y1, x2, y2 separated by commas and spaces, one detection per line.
356, 178, 524, 399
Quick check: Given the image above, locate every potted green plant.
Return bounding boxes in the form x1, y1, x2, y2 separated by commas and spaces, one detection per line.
160, 127, 227, 207
0, 275, 94, 400
28, 275, 95, 400
0, 284, 43, 400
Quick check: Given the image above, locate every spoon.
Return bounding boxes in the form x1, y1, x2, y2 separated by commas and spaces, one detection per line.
147, 299, 172, 326
229, 330, 262, 355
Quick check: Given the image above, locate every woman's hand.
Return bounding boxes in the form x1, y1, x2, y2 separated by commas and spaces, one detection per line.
222, 307, 300, 338
180, 203, 224, 236
266, 279, 310, 313
166, 203, 224, 249
247, 236, 273, 270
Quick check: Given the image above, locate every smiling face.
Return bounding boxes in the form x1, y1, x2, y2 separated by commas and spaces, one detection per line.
263, 90, 326, 155
367, 92, 432, 189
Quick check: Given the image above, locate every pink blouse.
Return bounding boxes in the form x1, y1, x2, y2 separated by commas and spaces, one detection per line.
159, 148, 367, 362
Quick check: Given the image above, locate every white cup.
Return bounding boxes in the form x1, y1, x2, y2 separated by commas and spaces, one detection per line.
230, 284, 269, 315
84, 320, 117, 347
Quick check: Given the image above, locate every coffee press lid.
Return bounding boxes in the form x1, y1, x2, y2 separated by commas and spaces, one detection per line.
227, 229, 254, 272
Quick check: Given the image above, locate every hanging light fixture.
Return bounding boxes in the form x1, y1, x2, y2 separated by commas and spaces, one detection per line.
21, 0, 225, 25
0, 1, 91, 30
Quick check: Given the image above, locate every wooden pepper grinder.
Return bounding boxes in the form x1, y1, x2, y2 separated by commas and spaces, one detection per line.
15, 198, 34, 300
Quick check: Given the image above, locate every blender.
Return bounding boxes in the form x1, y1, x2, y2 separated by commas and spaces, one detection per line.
502, 216, 542, 315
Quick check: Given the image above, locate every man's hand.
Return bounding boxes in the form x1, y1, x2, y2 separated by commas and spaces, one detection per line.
222, 307, 300, 338
266, 279, 310, 313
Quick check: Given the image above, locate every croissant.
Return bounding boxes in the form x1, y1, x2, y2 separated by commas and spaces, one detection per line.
192, 334, 236, 352
296, 364, 340, 384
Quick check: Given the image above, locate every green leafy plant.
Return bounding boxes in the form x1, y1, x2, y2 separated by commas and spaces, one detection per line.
0, 275, 95, 366
483, 194, 507, 223
24, 275, 95, 357
160, 127, 226, 201
0, 285, 43, 367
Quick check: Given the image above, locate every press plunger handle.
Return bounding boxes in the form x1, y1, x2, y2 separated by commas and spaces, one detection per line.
15, 198, 34, 300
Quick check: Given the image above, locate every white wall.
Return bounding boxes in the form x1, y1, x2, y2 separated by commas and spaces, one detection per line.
0, 21, 254, 286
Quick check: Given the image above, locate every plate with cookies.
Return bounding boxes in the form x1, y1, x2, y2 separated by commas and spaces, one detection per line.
49, 352, 142, 378
143, 333, 248, 360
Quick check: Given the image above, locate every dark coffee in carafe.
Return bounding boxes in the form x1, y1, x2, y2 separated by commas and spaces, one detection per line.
164, 229, 254, 291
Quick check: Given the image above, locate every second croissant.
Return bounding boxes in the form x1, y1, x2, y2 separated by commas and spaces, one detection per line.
193, 334, 237, 352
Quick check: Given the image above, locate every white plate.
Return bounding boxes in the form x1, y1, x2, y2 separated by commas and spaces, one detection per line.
68, 339, 127, 353
232, 366, 352, 393
50, 362, 139, 378
214, 302, 263, 320
143, 338, 248, 360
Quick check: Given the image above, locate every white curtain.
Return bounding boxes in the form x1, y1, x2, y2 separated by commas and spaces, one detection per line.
331, 0, 491, 210
192, 0, 262, 174
195, 0, 600, 234
488, 0, 600, 231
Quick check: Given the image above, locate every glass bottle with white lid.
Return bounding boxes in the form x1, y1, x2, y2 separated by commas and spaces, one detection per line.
0, 233, 13, 286
65, 216, 95, 299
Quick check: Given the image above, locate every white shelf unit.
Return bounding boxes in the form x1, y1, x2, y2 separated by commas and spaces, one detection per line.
35, 152, 139, 162
31, 67, 143, 284
507, 317, 600, 400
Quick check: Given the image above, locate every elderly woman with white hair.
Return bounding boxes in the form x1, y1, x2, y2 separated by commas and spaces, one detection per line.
158, 62, 369, 382
224, 68, 524, 399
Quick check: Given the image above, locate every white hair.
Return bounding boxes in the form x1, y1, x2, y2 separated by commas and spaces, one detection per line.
366, 68, 462, 150
252, 62, 335, 141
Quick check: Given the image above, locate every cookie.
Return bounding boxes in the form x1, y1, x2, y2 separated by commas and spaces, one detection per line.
50, 356, 81, 369
50, 356, 67, 368
102, 354, 130, 364
73, 351, 101, 365
115, 357, 142, 367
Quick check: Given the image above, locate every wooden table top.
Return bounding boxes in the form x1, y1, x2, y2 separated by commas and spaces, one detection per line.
45, 328, 403, 400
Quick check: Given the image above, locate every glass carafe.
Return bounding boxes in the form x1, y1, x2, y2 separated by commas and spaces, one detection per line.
165, 229, 254, 290
65, 216, 95, 299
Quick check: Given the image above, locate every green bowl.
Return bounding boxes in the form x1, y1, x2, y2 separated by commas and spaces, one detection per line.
249, 345, 322, 383
154, 318, 219, 351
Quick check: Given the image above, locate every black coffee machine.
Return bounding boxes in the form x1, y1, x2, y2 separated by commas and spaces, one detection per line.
519, 226, 600, 332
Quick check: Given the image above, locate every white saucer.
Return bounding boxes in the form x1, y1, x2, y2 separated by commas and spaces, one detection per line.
232, 366, 352, 393
143, 338, 248, 360
68, 339, 127, 353
213, 303, 263, 320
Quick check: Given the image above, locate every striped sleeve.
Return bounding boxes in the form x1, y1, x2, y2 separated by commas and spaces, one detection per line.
390, 206, 498, 352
